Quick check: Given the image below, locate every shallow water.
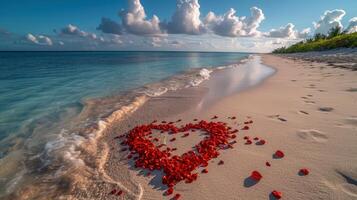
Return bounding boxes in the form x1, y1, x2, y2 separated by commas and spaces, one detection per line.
0, 51, 248, 198
197, 56, 275, 109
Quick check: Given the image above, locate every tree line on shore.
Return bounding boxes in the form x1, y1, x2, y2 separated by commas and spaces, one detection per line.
272, 27, 357, 53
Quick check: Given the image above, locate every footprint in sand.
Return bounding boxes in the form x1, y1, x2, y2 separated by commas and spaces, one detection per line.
306, 84, 316, 89
298, 110, 309, 115
267, 115, 287, 122
346, 88, 357, 92
345, 117, 357, 127
318, 107, 334, 112
336, 170, 357, 197
337, 117, 357, 130
296, 129, 328, 143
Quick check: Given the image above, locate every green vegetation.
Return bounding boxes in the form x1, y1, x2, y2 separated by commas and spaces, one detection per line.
272, 27, 357, 53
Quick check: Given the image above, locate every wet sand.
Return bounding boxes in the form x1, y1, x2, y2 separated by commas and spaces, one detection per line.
88, 54, 357, 200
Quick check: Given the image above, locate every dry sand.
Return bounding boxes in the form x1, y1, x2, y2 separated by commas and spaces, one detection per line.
99, 54, 357, 200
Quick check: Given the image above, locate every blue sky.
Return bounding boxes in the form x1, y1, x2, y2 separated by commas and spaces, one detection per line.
0, 0, 356, 52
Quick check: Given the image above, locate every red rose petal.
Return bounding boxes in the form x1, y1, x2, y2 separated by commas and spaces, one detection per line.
274, 150, 285, 158
266, 162, 271, 167
182, 133, 189, 137
299, 168, 309, 175
201, 169, 208, 173
117, 190, 123, 196
170, 138, 176, 142
218, 160, 224, 165
250, 171, 263, 181
271, 190, 282, 199
257, 139, 266, 145
242, 126, 250, 130
173, 193, 181, 200
109, 189, 117, 195
245, 140, 252, 145
166, 187, 173, 195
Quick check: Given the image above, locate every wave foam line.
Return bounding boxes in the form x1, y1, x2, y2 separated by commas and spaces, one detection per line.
82, 95, 148, 200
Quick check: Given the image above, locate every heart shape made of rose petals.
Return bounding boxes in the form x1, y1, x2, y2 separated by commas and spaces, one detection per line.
123, 120, 237, 189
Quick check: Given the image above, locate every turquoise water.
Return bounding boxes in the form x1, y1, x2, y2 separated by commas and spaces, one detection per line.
0, 51, 247, 142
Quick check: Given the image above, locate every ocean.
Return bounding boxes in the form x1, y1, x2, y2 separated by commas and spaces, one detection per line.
0, 51, 249, 198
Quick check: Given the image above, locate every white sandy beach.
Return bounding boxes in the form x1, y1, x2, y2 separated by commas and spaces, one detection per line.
78, 54, 357, 200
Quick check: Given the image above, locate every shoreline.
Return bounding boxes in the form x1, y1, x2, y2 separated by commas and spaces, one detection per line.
94, 54, 357, 200
0, 54, 251, 199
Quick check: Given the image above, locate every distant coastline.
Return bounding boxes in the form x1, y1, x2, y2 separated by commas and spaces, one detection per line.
273, 28, 357, 54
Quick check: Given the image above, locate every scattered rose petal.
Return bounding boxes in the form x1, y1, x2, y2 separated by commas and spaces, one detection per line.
201, 169, 208, 173
242, 126, 250, 130
250, 171, 263, 181
266, 162, 271, 167
117, 190, 123, 196
245, 140, 252, 145
274, 150, 285, 158
218, 160, 224, 165
257, 139, 266, 145
299, 168, 309, 175
271, 190, 282, 199
166, 187, 173, 195
110, 189, 117, 195
173, 193, 181, 200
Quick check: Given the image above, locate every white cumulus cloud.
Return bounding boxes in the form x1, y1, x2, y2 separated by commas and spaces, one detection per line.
296, 28, 311, 38
61, 24, 88, 37
346, 17, 357, 33
266, 23, 296, 38
167, 0, 205, 35
204, 7, 265, 37
60, 24, 104, 42
26, 33, 53, 46
314, 9, 346, 35
120, 0, 162, 35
